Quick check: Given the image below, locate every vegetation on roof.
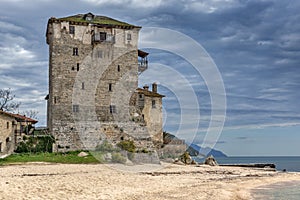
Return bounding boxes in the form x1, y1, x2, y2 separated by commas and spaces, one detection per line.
58, 14, 138, 27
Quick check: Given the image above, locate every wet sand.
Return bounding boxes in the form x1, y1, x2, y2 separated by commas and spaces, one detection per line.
1, 162, 300, 200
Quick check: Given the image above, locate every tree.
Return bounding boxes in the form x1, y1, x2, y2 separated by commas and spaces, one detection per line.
0, 88, 20, 112
22, 110, 39, 120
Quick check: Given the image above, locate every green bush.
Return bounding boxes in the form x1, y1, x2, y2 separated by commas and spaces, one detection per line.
111, 152, 126, 164
15, 135, 55, 153
117, 140, 136, 153
95, 140, 116, 152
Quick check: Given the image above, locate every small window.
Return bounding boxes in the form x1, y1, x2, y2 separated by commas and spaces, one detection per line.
69, 26, 75, 34
98, 50, 103, 58
139, 94, 143, 99
54, 96, 57, 104
152, 100, 156, 109
73, 48, 78, 56
109, 83, 112, 92
72, 66, 75, 71
117, 65, 120, 72
7, 122, 9, 129
100, 32, 107, 41
82, 82, 85, 90
110, 105, 116, 114
72, 105, 79, 112
127, 33, 132, 40
77, 63, 80, 71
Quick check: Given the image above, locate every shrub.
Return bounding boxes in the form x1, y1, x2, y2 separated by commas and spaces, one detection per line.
117, 140, 136, 153
15, 135, 55, 153
111, 152, 126, 164
95, 140, 115, 152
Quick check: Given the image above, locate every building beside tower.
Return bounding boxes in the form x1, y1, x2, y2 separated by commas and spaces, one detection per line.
46, 13, 164, 153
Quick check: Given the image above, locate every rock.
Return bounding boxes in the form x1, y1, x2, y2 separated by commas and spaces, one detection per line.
77, 152, 89, 157
163, 158, 175, 163
104, 153, 112, 161
174, 158, 179, 162
174, 160, 185, 165
204, 155, 218, 166
125, 158, 134, 166
191, 160, 197, 165
180, 152, 192, 164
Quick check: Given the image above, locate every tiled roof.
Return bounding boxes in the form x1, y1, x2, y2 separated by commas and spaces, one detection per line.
136, 88, 165, 98
0, 110, 38, 124
48, 12, 141, 29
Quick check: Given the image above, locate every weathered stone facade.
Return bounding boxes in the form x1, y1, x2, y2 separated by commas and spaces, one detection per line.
46, 13, 164, 153
0, 111, 38, 156
0, 111, 16, 156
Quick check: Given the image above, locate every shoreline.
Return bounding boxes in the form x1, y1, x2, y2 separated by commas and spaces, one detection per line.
250, 179, 300, 199
1, 162, 300, 199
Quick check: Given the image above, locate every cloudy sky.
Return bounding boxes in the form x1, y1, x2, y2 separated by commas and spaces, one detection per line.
0, 0, 299, 156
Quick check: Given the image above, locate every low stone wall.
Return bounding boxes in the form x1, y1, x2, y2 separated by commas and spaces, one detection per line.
131, 152, 161, 164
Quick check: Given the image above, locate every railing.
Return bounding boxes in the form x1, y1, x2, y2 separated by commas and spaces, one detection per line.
138, 58, 148, 74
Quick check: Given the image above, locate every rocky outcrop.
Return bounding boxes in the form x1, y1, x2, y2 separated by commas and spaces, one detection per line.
204, 155, 218, 166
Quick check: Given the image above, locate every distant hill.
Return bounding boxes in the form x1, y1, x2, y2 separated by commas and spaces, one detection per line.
187, 143, 227, 157
163, 132, 227, 157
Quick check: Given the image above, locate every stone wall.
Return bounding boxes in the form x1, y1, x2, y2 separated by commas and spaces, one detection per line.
47, 19, 158, 152
142, 96, 164, 144
0, 114, 16, 156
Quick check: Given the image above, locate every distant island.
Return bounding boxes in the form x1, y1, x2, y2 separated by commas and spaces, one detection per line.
163, 132, 227, 158
186, 143, 227, 158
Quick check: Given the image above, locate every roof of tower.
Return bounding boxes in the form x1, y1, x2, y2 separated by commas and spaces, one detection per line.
48, 12, 141, 29
136, 88, 165, 98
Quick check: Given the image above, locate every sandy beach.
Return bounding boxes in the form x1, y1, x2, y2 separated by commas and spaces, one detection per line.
1, 162, 300, 200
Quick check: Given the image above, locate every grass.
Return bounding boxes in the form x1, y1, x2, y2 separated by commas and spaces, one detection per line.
0, 151, 105, 166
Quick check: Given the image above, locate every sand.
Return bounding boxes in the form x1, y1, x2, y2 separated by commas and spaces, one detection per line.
1, 162, 300, 200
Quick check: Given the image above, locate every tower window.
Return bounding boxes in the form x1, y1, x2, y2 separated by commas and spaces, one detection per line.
110, 105, 116, 114
69, 26, 75, 34
152, 100, 156, 109
73, 48, 78, 56
82, 82, 85, 90
117, 65, 120, 72
71, 66, 75, 71
109, 83, 112, 91
72, 105, 79, 112
100, 32, 107, 41
98, 50, 103, 58
127, 33, 132, 40
7, 122, 9, 129
77, 63, 80, 71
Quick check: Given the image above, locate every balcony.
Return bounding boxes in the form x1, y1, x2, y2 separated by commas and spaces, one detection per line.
92, 32, 115, 44
138, 50, 149, 74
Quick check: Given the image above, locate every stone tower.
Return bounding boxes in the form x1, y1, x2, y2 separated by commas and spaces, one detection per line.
46, 13, 164, 152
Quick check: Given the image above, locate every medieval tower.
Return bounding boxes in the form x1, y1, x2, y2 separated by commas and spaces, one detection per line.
46, 13, 164, 153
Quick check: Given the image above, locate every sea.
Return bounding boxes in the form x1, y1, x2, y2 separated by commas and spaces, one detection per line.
213, 156, 300, 172
194, 156, 300, 199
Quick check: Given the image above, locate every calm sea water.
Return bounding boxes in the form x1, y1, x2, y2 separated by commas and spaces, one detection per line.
194, 156, 300, 172
194, 156, 300, 199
